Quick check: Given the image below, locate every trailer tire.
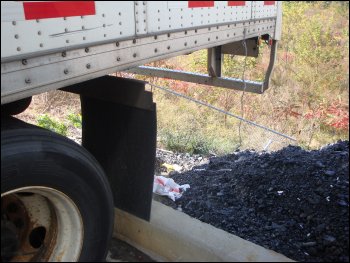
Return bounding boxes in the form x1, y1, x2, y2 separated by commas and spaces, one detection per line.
1, 117, 114, 262
1, 97, 32, 116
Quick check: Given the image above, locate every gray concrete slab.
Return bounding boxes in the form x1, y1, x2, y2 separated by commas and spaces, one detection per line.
113, 201, 295, 262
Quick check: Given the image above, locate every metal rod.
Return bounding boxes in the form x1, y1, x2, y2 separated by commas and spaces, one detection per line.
148, 82, 297, 142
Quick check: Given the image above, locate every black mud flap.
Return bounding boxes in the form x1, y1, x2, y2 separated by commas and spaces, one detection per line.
63, 76, 156, 221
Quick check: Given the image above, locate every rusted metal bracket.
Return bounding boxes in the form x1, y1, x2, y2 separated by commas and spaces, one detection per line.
208, 46, 222, 77
126, 40, 278, 94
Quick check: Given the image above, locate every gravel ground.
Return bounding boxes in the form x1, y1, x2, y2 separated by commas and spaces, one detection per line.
155, 148, 211, 174
155, 141, 349, 262
107, 238, 154, 262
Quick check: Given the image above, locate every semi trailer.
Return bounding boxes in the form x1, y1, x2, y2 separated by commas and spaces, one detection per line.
1, 1, 282, 261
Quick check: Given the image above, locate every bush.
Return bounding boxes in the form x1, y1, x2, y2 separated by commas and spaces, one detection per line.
37, 114, 68, 136
67, 113, 82, 128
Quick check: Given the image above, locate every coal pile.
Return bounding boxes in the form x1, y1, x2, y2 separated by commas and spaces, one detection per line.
158, 141, 349, 262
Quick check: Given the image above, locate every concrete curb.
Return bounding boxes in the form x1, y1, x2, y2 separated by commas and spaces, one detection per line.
114, 201, 295, 262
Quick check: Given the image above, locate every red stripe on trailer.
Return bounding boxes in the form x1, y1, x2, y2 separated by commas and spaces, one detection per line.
23, 1, 96, 20
228, 1, 246, 6
188, 1, 215, 8
264, 1, 276, 5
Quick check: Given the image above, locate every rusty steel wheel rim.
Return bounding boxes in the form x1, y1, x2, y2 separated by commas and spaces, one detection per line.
1, 187, 84, 262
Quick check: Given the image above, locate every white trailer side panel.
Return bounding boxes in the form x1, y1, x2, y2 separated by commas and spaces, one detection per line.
1, 1, 282, 104
1, 1, 135, 61
145, 1, 252, 33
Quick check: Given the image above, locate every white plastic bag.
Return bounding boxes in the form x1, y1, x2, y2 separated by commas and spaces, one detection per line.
153, 176, 190, 201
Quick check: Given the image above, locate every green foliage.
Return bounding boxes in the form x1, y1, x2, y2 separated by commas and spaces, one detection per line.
67, 113, 82, 128
37, 114, 68, 136
160, 130, 210, 154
